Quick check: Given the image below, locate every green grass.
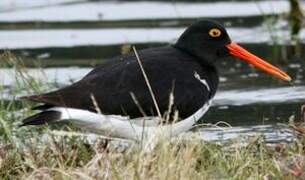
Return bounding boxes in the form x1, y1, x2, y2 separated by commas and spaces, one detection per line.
0, 52, 304, 179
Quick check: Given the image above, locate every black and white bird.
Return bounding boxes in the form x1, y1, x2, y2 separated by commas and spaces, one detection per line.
20, 20, 291, 143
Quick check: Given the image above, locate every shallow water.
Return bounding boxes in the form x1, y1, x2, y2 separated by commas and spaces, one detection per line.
0, 1, 294, 22
199, 125, 296, 143
1, 27, 305, 49
1, 0, 305, 144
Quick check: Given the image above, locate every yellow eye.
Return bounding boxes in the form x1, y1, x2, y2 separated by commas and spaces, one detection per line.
208, 28, 222, 37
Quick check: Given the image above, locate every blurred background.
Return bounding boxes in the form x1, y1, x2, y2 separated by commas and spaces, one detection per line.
0, 0, 305, 142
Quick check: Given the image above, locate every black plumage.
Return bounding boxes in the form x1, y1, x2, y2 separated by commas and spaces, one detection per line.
23, 47, 219, 119
22, 20, 233, 121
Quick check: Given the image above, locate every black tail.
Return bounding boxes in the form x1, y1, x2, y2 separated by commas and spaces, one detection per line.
20, 111, 61, 127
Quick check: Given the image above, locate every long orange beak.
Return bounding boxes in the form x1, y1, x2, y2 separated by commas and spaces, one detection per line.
226, 42, 291, 82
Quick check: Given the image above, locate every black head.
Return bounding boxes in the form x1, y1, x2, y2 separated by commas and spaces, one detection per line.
174, 20, 291, 82
175, 20, 231, 64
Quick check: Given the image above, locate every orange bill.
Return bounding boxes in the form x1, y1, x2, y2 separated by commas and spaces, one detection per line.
226, 42, 291, 82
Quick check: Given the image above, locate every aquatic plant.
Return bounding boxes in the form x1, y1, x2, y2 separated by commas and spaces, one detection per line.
289, 0, 304, 59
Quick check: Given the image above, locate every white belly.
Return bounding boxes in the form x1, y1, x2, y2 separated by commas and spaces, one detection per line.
50, 100, 211, 142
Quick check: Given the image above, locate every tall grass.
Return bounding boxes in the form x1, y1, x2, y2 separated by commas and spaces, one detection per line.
0, 52, 304, 179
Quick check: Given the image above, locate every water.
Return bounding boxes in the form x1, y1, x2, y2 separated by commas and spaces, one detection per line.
0, 1, 292, 22
1, 0, 305, 144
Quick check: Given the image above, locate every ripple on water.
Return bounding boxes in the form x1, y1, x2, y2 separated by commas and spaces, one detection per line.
214, 86, 305, 106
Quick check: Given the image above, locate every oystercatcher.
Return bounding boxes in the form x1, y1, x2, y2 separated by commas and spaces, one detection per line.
20, 20, 291, 142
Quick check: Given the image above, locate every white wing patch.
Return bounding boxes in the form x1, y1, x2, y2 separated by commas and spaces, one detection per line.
194, 71, 210, 92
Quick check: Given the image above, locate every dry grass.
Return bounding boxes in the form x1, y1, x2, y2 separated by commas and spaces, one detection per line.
1, 132, 305, 179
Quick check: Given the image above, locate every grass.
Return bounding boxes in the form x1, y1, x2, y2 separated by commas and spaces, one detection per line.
0, 52, 305, 179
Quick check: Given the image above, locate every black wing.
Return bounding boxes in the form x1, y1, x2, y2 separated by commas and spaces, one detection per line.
22, 47, 218, 119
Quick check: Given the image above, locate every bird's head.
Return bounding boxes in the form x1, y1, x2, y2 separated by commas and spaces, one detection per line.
175, 20, 291, 82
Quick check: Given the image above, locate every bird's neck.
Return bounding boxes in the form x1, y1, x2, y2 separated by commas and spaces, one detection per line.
172, 44, 217, 69
172, 45, 219, 98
